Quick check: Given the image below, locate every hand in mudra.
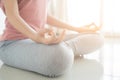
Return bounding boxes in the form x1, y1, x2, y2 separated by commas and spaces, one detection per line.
77, 23, 100, 33
35, 28, 66, 45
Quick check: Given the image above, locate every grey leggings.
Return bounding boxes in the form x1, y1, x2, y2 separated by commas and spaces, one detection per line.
0, 33, 104, 77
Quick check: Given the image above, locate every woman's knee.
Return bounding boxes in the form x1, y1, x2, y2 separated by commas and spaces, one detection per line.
83, 33, 104, 54
75, 33, 104, 55
45, 43, 74, 77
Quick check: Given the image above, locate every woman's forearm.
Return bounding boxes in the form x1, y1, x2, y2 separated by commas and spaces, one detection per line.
47, 15, 78, 31
47, 15, 100, 33
4, 0, 37, 41
8, 15, 37, 40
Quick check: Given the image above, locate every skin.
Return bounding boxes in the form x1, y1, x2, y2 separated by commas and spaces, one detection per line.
3, 0, 100, 45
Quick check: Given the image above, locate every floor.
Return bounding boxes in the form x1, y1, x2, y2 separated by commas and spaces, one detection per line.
0, 37, 120, 80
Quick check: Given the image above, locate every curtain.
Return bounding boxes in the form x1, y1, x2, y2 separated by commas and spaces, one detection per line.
49, 0, 120, 37
48, 0, 101, 34
66, 0, 101, 29
102, 0, 120, 37
48, 0, 67, 21
47, 0, 68, 34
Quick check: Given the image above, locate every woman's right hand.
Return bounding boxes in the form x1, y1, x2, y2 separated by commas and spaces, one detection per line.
34, 29, 66, 45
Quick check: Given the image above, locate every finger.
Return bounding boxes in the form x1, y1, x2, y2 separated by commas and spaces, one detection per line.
43, 34, 57, 44
86, 22, 94, 28
89, 24, 100, 31
46, 28, 53, 33
37, 31, 45, 37
48, 31, 56, 37
43, 30, 66, 45
92, 23, 101, 30
53, 30, 66, 43
39, 29, 54, 38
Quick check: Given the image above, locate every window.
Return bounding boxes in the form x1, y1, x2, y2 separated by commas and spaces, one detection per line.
66, 0, 120, 37
66, 0, 101, 27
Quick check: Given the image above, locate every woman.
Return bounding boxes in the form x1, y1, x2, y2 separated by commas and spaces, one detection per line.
0, 0, 104, 77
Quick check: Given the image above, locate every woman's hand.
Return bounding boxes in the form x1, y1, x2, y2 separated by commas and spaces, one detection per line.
76, 23, 101, 33
34, 29, 66, 45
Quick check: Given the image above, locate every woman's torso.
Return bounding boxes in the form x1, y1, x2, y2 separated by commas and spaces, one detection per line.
0, 0, 47, 41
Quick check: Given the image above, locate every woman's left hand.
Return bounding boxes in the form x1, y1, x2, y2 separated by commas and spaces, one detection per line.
76, 23, 101, 33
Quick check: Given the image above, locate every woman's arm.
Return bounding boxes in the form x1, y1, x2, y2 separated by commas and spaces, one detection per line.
3, 0, 37, 41
3, 0, 65, 44
47, 15, 100, 33
47, 15, 76, 31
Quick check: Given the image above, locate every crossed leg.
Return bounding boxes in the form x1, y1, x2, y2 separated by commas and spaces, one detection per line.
64, 32, 104, 58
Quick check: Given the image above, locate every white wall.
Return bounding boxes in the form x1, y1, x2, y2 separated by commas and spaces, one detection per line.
0, 9, 5, 35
